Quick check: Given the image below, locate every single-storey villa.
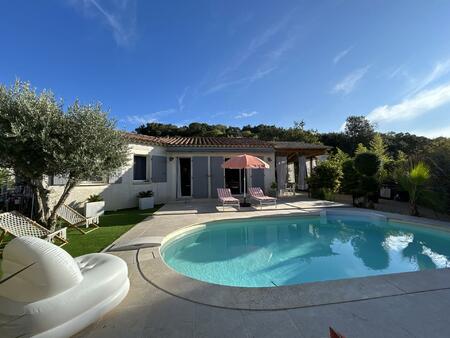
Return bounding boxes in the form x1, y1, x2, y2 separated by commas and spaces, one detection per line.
49, 133, 329, 211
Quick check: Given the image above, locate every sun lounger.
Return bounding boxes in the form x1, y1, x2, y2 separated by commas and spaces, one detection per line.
56, 204, 99, 234
0, 211, 67, 248
248, 187, 277, 210
217, 188, 240, 211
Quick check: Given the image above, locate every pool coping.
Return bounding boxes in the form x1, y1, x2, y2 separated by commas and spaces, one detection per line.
135, 208, 450, 311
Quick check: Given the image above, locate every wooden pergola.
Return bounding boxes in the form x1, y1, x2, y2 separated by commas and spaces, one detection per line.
272, 142, 330, 187
272, 141, 330, 161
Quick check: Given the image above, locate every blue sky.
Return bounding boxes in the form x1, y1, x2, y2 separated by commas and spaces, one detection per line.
1, 1, 450, 137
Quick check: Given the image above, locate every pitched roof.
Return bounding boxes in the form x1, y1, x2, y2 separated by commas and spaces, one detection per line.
123, 133, 167, 146
162, 136, 272, 148
123, 133, 329, 152
123, 133, 272, 148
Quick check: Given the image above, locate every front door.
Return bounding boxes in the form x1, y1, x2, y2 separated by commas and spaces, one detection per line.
179, 158, 191, 197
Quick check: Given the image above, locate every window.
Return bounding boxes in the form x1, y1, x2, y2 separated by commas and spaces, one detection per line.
133, 156, 147, 180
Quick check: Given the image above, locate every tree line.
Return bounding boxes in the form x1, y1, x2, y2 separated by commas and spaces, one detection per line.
136, 117, 434, 158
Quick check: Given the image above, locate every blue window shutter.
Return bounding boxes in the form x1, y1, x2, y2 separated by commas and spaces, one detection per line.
152, 156, 167, 183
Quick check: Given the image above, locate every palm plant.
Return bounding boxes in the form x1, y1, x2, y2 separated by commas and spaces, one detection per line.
399, 162, 431, 216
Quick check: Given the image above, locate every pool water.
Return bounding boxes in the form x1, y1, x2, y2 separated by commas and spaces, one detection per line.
161, 214, 450, 287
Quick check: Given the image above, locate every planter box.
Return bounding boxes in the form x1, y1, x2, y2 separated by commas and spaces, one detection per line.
139, 197, 154, 210
85, 201, 105, 218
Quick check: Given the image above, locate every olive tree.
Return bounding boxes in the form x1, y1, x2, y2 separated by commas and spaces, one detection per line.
0, 81, 128, 229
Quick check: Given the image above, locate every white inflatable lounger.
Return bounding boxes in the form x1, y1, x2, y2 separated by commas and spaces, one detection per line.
0, 236, 129, 338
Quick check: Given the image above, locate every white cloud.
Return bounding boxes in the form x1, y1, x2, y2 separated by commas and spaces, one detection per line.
411, 125, 450, 138
333, 46, 353, 64
177, 87, 189, 112
205, 10, 297, 95
123, 108, 175, 125
69, 0, 137, 47
367, 83, 450, 123
235, 111, 258, 119
125, 115, 156, 125
204, 67, 276, 95
219, 12, 293, 79
332, 65, 370, 95
410, 58, 450, 95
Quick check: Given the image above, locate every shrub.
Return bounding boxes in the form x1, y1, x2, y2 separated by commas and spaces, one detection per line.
399, 162, 431, 216
308, 161, 342, 200
354, 152, 380, 176
341, 159, 359, 194
353, 152, 381, 208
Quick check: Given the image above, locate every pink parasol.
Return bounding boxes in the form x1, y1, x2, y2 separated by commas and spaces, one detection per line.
222, 154, 270, 205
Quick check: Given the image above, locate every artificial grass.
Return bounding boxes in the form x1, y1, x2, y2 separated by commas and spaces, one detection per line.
63, 205, 162, 257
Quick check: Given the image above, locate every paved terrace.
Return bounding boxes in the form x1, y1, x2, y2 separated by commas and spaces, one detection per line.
77, 197, 450, 338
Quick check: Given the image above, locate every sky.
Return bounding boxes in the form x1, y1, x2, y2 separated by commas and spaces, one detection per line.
1, 0, 450, 138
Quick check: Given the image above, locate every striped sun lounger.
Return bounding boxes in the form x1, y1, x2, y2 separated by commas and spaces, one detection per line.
248, 187, 277, 210
217, 188, 240, 211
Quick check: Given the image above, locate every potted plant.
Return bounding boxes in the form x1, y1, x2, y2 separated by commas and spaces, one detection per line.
138, 190, 154, 210
269, 182, 277, 197
85, 194, 105, 218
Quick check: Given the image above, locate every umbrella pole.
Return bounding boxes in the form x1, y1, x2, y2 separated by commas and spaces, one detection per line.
240, 168, 250, 207
243, 168, 246, 202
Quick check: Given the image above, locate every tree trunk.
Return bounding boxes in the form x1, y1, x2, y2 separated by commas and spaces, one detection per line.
27, 178, 50, 225
47, 178, 77, 231
410, 201, 419, 216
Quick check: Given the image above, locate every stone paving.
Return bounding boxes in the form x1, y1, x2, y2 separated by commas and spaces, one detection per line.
76, 197, 450, 338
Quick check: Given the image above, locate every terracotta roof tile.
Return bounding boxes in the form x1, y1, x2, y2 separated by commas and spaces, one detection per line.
123, 133, 272, 148
123, 133, 329, 152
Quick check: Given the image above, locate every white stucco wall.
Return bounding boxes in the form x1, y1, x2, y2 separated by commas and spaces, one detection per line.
49, 143, 169, 211
48, 144, 276, 211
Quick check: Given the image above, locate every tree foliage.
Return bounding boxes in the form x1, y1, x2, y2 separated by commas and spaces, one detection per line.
399, 162, 431, 216
0, 81, 128, 228
344, 116, 375, 154
354, 152, 381, 177
353, 152, 381, 207
341, 159, 359, 195
308, 161, 343, 200
0, 168, 12, 187
136, 120, 320, 143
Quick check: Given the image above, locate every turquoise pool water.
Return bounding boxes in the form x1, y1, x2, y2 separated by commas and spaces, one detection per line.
161, 214, 450, 287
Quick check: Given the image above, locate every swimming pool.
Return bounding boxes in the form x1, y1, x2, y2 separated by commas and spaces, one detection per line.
161, 212, 450, 287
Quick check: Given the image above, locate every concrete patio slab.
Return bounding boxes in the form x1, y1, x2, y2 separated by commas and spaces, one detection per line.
75, 198, 450, 338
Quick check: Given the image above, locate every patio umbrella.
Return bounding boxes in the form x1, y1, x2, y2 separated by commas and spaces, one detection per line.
222, 154, 270, 206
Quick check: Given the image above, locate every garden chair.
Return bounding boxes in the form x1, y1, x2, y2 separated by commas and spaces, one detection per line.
0, 211, 67, 248
56, 204, 99, 234
217, 188, 240, 211
248, 187, 277, 210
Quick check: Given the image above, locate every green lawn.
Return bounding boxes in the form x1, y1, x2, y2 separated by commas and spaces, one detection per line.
63, 206, 162, 257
